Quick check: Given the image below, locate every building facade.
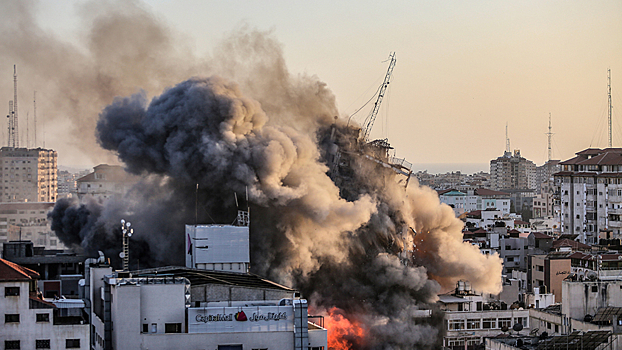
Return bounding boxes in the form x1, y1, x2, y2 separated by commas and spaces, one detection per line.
556, 148, 622, 243
490, 150, 537, 192
0, 202, 64, 251
0, 258, 88, 350
0, 147, 57, 203
76, 164, 137, 201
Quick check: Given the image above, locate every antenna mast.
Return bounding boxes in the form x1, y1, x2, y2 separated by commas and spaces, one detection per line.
33, 91, 37, 148
12, 65, 18, 148
547, 113, 554, 162
505, 122, 510, 153
608, 68, 612, 148
362, 52, 396, 142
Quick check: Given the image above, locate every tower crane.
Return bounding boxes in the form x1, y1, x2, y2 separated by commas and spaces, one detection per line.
361, 52, 396, 142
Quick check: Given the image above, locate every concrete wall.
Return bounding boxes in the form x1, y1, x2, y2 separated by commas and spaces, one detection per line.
140, 284, 186, 333
139, 331, 293, 350
191, 284, 293, 304
546, 259, 571, 303
562, 280, 622, 320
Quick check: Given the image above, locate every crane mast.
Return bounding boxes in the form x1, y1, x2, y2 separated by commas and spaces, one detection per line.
361, 52, 396, 142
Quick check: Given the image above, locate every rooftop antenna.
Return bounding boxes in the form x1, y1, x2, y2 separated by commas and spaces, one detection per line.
120, 219, 133, 271
33, 91, 37, 148
7, 101, 13, 147
195, 184, 198, 225
12, 65, 18, 148
608, 68, 612, 148
546, 113, 554, 162
505, 122, 510, 153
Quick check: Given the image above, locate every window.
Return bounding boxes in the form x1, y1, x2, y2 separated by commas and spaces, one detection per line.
36, 339, 51, 349
142, 324, 149, 333
5, 314, 20, 323
36, 313, 49, 322
4, 340, 20, 349
498, 318, 512, 329
466, 319, 480, 329
448, 319, 464, 330
5, 286, 19, 296
66, 339, 80, 348
483, 318, 496, 329
165, 323, 181, 333
592, 285, 598, 293
515, 317, 527, 327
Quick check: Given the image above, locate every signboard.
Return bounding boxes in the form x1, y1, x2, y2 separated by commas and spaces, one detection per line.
188, 306, 294, 333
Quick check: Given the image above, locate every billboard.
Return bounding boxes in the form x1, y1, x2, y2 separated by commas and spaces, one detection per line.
188, 306, 294, 333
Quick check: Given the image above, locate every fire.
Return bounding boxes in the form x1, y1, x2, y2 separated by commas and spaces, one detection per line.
323, 307, 365, 350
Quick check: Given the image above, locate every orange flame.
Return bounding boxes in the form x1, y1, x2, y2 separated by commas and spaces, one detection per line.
323, 307, 365, 350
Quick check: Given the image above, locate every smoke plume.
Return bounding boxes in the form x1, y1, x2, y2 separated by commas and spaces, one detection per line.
3, 1, 503, 348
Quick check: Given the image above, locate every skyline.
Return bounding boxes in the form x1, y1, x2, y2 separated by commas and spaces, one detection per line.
0, 0, 621, 173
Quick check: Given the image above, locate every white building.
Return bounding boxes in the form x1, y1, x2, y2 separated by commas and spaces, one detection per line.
439, 284, 530, 349
439, 188, 511, 217
86, 262, 327, 350
186, 223, 250, 273
556, 147, 622, 243
0, 258, 88, 350
0, 147, 58, 203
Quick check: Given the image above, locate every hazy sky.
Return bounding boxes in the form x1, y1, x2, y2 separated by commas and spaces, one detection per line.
2, 0, 621, 173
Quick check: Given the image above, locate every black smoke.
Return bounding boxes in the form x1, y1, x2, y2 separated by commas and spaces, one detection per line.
49, 74, 503, 349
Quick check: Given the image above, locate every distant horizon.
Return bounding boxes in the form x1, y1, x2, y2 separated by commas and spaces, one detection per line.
411, 163, 490, 175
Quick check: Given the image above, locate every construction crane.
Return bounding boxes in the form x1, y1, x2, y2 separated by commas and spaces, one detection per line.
361, 52, 396, 142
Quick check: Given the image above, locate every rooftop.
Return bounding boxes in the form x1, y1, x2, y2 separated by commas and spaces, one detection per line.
0, 258, 39, 282
131, 266, 296, 292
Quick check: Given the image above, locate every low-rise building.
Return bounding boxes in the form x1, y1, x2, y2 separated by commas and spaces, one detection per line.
0, 258, 88, 350
87, 262, 327, 350
440, 289, 530, 349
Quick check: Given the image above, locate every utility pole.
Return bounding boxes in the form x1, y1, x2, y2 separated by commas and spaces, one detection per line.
608, 68, 612, 148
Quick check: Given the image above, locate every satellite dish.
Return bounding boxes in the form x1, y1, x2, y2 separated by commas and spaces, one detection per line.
126, 222, 131, 228
128, 228, 133, 237
513, 323, 524, 332
121, 219, 125, 225
119, 252, 125, 258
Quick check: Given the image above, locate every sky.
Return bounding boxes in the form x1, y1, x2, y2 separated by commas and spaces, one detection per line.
1, 0, 621, 174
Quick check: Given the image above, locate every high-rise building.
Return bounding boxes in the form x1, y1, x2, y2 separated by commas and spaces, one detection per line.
0, 147, 57, 203
490, 150, 537, 192
555, 148, 622, 244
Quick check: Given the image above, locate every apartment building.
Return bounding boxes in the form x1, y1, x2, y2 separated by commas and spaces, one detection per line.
0, 147, 57, 203
76, 164, 137, 201
490, 150, 537, 192
555, 148, 622, 243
